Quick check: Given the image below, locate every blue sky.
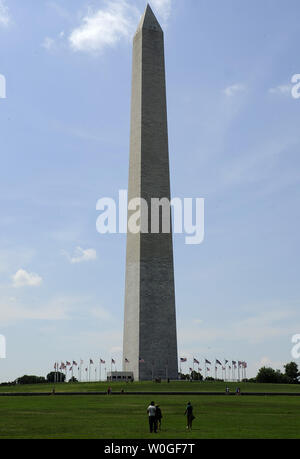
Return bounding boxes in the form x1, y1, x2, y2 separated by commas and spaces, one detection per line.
0, 0, 300, 381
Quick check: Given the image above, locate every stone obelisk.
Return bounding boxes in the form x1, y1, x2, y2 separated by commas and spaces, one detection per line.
123, 4, 178, 381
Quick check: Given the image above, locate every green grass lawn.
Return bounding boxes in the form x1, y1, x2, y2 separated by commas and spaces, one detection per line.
0, 393, 300, 439
1, 380, 300, 393
1, 381, 299, 438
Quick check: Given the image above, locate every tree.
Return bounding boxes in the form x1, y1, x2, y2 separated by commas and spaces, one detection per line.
16, 375, 46, 385
256, 367, 281, 383
47, 371, 66, 383
284, 362, 299, 383
191, 371, 203, 381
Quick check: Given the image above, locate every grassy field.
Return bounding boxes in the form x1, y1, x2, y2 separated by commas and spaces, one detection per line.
0, 381, 300, 438
0, 393, 300, 439
1, 380, 300, 393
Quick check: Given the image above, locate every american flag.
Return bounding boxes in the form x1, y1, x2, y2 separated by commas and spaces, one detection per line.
193, 358, 199, 364
232, 360, 236, 365
69, 366, 73, 371
225, 360, 228, 364
189, 368, 193, 372
90, 359, 93, 365
207, 367, 210, 371
180, 358, 187, 362
73, 361, 77, 366
205, 359, 211, 365
139, 358, 145, 363
112, 359, 116, 364
66, 361, 71, 366
100, 359, 105, 364
125, 358, 129, 363
216, 359, 222, 365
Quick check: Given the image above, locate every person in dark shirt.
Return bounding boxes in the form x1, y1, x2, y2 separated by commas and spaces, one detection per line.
155, 404, 163, 431
184, 401, 194, 431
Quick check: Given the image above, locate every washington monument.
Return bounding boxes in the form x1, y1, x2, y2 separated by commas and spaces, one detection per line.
123, 4, 178, 381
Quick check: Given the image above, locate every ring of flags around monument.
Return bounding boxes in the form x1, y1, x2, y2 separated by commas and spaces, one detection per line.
53, 357, 247, 382
179, 358, 247, 381
53, 358, 112, 382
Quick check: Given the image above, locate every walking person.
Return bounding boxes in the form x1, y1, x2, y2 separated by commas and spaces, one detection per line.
147, 401, 157, 433
155, 404, 163, 431
185, 401, 195, 431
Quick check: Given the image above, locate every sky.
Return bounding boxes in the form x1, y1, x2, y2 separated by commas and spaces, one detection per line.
0, 0, 300, 382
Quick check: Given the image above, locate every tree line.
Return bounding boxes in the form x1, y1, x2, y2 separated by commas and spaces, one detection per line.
0, 362, 299, 386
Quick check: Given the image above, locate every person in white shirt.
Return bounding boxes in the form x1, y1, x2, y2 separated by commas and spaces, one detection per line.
147, 401, 157, 433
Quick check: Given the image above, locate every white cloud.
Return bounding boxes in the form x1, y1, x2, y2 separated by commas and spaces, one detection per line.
0, 248, 36, 275
12, 269, 43, 288
193, 318, 203, 325
42, 37, 55, 50
269, 84, 291, 96
220, 134, 298, 189
69, 0, 139, 54
46, 1, 72, 21
42, 31, 66, 52
63, 246, 97, 264
223, 83, 246, 97
0, 295, 109, 325
47, 1, 173, 55
179, 308, 298, 347
90, 306, 112, 321
0, 0, 10, 27
150, 0, 172, 21
0, 296, 69, 324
